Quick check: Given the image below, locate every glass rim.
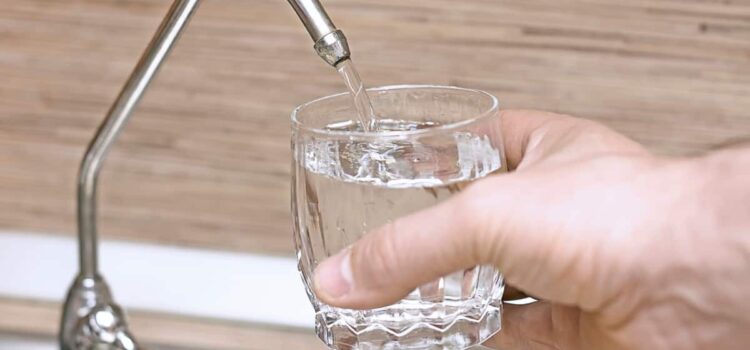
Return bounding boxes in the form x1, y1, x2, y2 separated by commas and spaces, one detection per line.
291, 84, 499, 138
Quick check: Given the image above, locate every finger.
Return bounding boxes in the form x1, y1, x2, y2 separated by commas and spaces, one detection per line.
485, 302, 580, 350
497, 110, 562, 169
498, 110, 648, 170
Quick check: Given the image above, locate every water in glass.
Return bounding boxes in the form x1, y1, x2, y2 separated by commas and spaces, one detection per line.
335, 59, 377, 131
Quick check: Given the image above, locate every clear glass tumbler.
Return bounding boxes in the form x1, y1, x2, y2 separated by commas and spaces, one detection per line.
292, 85, 506, 350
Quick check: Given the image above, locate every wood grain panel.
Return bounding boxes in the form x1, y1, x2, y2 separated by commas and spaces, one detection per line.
1, 0, 749, 255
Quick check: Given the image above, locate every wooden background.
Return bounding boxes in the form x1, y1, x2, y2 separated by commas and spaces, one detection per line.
1, 0, 749, 348
2, 0, 750, 255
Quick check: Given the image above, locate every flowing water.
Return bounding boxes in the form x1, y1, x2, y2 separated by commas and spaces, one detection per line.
336, 59, 377, 131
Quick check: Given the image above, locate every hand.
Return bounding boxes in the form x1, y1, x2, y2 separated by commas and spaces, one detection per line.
312, 110, 750, 350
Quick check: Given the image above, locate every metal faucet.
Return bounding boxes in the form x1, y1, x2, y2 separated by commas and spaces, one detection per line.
59, 1, 349, 349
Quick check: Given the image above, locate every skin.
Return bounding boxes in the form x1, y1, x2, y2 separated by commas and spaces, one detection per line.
312, 110, 750, 350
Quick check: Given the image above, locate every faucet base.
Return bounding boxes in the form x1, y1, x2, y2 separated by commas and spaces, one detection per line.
60, 275, 139, 350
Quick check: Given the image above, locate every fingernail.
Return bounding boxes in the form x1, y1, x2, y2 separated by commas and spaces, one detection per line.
314, 250, 353, 300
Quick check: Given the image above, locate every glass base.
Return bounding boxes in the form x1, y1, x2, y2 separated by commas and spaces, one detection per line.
315, 304, 501, 350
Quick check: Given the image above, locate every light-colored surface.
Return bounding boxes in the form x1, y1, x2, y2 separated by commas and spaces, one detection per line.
0, 298, 324, 350
0, 231, 312, 328
0, 230, 534, 347
1, 0, 749, 255
0, 334, 55, 350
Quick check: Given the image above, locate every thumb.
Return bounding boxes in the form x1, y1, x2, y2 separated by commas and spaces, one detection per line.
313, 170, 606, 310
312, 173, 545, 309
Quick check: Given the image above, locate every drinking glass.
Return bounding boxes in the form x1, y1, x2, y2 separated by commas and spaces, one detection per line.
292, 85, 506, 349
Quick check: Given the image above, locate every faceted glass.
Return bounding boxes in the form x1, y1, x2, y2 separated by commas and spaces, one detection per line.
292, 85, 506, 350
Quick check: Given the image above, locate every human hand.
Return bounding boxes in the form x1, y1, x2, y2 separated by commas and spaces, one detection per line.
312, 110, 750, 350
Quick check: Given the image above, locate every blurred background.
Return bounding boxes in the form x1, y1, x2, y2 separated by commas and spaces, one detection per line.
1, 0, 749, 349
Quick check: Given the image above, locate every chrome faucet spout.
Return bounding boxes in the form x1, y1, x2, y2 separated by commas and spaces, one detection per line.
287, 0, 338, 41
287, 0, 351, 66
